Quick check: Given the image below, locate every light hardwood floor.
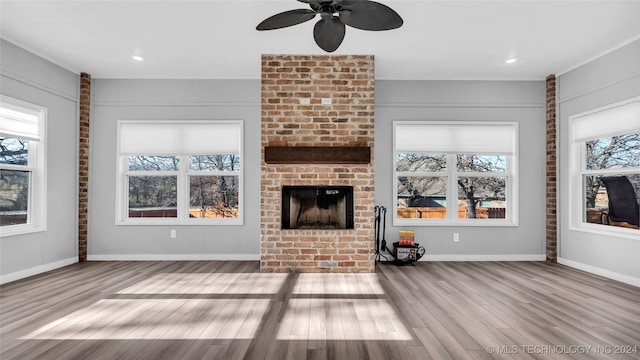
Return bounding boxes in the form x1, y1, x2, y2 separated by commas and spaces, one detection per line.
1, 261, 639, 359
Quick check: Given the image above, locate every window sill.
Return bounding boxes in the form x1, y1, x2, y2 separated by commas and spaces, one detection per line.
0, 224, 47, 237
116, 219, 243, 226
569, 223, 639, 240
394, 219, 518, 227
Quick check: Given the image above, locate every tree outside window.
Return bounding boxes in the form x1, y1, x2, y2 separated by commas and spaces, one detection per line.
456, 155, 506, 219
0, 138, 30, 226
189, 155, 239, 219
125, 154, 240, 220
583, 132, 640, 228
396, 153, 508, 221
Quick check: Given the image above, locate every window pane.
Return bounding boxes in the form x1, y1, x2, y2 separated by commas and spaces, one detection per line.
189, 175, 239, 218
128, 176, 177, 218
457, 176, 506, 219
0, 137, 29, 166
128, 156, 179, 171
457, 154, 506, 172
396, 153, 446, 172
586, 132, 640, 170
190, 155, 240, 171
397, 176, 447, 219
584, 173, 640, 228
0, 169, 29, 226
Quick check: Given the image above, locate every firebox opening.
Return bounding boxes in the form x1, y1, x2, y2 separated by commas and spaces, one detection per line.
281, 186, 354, 229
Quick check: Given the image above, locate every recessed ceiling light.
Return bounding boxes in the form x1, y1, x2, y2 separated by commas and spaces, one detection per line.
505, 58, 518, 64
131, 55, 145, 62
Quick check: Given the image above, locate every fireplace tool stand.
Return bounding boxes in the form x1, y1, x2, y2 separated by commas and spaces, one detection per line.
374, 206, 389, 263
374, 205, 425, 265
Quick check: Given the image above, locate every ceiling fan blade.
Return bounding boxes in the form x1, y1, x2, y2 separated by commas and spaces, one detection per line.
313, 17, 346, 52
334, 0, 365, 6
256, 9, 317, 30
339, 0, 403, 31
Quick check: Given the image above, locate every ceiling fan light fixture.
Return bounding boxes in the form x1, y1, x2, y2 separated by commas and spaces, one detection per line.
318, 4, 335, 20
505, 57, 518, 64
131, 54, 145, 62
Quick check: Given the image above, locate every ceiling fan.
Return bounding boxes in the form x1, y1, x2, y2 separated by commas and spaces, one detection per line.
256, 0, 403, 52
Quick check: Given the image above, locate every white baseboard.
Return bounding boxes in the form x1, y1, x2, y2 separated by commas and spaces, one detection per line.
418, 254, 546, 262
558, 257, 640, 287
0, 257, 78, 285
87, 254, 260, 261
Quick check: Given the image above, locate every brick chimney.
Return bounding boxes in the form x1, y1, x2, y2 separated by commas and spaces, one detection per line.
260, 55, 375, 273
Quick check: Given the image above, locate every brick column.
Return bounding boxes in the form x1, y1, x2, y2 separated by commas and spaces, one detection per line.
78, 73, 91, 262
545, 74, 557, 263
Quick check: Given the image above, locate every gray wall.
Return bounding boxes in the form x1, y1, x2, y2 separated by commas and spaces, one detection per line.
0, 39, 79, 283
375, 80, 546, 260
88, 79, 261, 259
558, 40, 640, 283
90, 79, 546, 261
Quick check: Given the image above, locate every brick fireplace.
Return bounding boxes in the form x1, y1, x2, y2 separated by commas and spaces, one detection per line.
260, 54, 375, 273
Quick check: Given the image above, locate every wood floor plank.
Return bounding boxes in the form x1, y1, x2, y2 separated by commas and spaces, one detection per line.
412, 326, 456, 360
405, 344, 433, 360
285, 340, 308, 360
2, 261, 639, 360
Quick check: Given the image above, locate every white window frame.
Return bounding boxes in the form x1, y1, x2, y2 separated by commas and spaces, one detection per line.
115, 120, 243, 226
0, 95, 47, 237
568, 97, 640, 239
393, 121, 518, 227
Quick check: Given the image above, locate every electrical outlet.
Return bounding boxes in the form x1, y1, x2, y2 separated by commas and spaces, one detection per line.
300, 98, 310, 105
319, 260, 337, 268
453, 233, 459, 242
170, 229, 177, 238
321, 98, 332, 105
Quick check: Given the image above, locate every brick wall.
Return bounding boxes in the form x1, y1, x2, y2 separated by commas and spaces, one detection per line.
78, 72, 91, 262
260, 55, 375, 273
546, 74, 557, 263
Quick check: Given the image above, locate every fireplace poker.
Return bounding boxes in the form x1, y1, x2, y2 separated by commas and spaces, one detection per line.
374, 206, 381, 255
381, 206, 387, 253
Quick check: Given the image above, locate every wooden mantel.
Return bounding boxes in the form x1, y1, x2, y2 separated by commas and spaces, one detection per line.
264, 146, 370, 164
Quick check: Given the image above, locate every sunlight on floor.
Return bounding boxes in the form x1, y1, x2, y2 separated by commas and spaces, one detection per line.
22, 272, 287, 341
23, 298, 271, 340
292, 273, 384, 295
278, 273, 412, 340
21, 272, 412, 342
116, 272, 288, 294
276, 298, 413, 340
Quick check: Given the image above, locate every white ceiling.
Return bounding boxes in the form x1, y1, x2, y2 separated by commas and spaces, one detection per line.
1, 0, 639, 80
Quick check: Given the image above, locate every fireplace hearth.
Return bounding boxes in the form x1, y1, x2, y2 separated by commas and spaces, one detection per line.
281, 186, 354, 229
